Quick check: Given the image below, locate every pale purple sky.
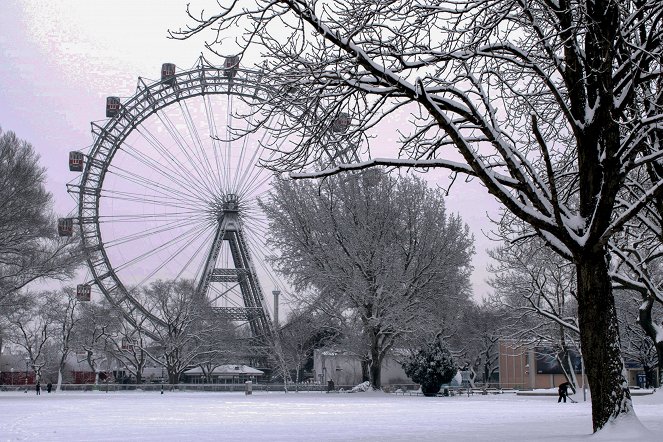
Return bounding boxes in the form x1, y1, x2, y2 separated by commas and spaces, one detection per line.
0, 0, 500, 300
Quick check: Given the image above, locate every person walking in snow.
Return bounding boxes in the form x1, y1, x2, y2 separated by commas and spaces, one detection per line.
46, 382, 52, 393
557, 381, 575, 403
35, 381, 41, 395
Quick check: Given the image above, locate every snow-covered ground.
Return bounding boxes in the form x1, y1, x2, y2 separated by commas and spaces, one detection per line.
1, 389, 661, 441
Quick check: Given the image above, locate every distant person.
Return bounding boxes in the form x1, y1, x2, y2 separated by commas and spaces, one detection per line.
558, 381, 575, 403
35, 381, 41, 395
46, 382, 52, 393
327, 379, 335, 392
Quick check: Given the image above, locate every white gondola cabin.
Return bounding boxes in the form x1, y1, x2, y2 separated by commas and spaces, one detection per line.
332, 112, 351, 133
58, 218, 74, 236
161, 63, 176, 86
223, 55, 240, 78
106, 96, 121, 118
69, 151, 84, 172
76, 284, 91, 301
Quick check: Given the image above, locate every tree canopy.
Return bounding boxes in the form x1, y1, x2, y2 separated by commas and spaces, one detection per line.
0, 128, 81, 306
261, 171, 473, 388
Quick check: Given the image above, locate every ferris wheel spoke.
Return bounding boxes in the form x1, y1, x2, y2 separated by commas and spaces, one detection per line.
101, 185, 206, 209
243, 211, 269, 231
179, 100, 223, 193
230, 100, 259, 195
171, 227, 217, 282
225, 95, 233, 193
155, 109, 218, 197
113, 220, 210, 273
235, 115, 289, 198
134, 125, 212, 198
114, 142, 209, 204
99, 213, 200, 224
103, 217, 207, 248
239, 172, 276, 203
233, 113, 278, 197
204, 95, 227, 193
100, 194, 206, 214
131, 223, 215, 289
101, 182, 205, 209
244, 233, 282, 292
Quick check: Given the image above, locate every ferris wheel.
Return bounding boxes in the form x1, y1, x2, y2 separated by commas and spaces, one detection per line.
61, 56, 340, 343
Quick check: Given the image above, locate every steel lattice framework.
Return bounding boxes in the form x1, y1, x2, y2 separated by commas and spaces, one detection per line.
68, 58, 278, 344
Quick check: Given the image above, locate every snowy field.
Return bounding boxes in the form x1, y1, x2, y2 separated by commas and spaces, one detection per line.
1, 389, 661, 441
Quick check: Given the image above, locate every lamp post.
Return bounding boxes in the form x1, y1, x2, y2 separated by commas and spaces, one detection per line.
24, 359, 29, 393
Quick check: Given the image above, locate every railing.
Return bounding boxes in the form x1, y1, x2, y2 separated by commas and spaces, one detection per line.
1, 383, 361, 393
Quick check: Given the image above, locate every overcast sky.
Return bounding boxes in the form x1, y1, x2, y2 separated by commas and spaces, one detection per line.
0, 0, 500, 301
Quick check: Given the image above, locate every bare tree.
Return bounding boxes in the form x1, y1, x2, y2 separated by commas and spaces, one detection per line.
260, 172, 473, 388
171, 0, 662, 430
0, 128, 81, 306
46, 289, 82, 391
489, 239, 582, 385
616, 292, 659, 388
456, 303, 502, 387
76, 301, 118, 384
278, 309, 338, 384
104, 307, 151, 385
3, 292, 54, 382
610, 223, 663, 387
141, 279, 218, 384
190, 315, 238, 383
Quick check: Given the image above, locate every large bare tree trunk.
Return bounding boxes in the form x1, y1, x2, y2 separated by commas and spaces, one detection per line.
577, 251, 632, 431
360, 359, 369, 383
369, 347, 382, 390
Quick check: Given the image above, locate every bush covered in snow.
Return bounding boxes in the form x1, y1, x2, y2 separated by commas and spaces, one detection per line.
350, 381, 371, 393
402, 339, 457, 396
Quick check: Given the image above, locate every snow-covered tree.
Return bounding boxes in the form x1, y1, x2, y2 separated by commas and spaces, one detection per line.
279, 309, 338, 384
402, 336, 457, 396
141, 279, 219, 384
455, 303, 502, 387
489, 238, 581, 382
46, 289, 82, 391
173, 0, 662, 430
261, 172, 473, 388
0, 128, 81, 307
104, 306, 151, 385
190, 316, 238, 384
3, 292, 54, 382
615, 291, 660, 388
610, 225, 663, 388
76, 301, 117, 385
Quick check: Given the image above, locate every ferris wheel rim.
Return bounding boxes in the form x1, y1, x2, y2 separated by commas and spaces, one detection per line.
76, 60, 279, 327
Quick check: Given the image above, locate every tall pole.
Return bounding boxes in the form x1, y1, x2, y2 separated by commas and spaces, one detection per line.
272, 290, 280, 330
24, 360, 28, 393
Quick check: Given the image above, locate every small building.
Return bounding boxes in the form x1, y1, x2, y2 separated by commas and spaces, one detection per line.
312, 349, 414, 387
183, 364, 264, 384
498, 339, 648, 389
